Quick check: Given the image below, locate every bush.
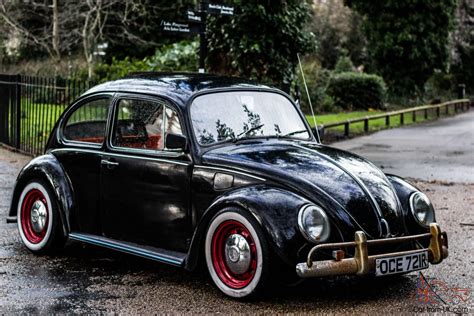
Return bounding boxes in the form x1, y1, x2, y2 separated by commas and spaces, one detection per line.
334, 55, 355, 73
296, 59, 331, 113
94, 40, 198, 82
424, 71, 456, 100
326, 72, 386, 110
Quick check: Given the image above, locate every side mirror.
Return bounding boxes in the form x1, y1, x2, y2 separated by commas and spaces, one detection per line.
166, 133, 188, 151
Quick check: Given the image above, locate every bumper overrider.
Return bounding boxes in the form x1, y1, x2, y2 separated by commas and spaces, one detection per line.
296, 223, 448, 278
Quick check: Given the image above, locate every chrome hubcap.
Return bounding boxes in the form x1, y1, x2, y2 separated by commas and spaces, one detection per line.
30, 200, 47, 233
224, 234, 251, 274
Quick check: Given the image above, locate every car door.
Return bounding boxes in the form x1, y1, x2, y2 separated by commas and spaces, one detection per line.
54, 94, 112, 234
101, 94, 192, 252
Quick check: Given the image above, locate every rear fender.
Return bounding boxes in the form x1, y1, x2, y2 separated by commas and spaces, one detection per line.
8, 154, 73, 236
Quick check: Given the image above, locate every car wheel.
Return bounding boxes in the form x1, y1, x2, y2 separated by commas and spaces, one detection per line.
17, 179, 65, 254
205, 208, 270, 299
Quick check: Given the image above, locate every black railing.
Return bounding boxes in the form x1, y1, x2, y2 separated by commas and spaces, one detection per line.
317, 99, 472, 142
0, 74, 95, 156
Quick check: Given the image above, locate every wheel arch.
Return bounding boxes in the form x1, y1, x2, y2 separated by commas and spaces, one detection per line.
386, 174, 432, 234
184, 185, 310, 271
9, 153, 74, 236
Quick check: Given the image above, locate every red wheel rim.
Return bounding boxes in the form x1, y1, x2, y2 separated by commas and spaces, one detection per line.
211, 220, 258, 289
20, 189, 48, 244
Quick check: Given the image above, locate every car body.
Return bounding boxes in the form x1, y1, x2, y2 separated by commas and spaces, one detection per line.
7, 73, 448, 298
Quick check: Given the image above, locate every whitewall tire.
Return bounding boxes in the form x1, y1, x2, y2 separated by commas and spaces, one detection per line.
205, 208, 269, 298
17, 180, 64, 254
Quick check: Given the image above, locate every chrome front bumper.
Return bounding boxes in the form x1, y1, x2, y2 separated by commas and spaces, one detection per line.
296, 223, 448, 278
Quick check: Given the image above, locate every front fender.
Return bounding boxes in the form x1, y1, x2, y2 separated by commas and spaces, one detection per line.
386, 174, 430, 234
185, 185, 311, 270
8, 154, 73, 236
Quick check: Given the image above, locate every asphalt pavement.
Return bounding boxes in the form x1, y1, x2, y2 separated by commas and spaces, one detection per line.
334, 110, 474, 183
0, 111, 473, 313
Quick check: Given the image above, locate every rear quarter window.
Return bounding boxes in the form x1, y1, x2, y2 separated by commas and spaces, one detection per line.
62, 98, 110, 145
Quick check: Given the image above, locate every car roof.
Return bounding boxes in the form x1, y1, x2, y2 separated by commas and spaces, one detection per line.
81, 72, 274, 108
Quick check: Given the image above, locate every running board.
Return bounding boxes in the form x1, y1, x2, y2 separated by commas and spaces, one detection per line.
6, 216, 17, 224
68, 233, 186, 267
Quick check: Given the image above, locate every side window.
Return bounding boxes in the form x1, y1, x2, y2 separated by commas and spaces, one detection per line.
112, 98, 165, 151
63, 98, 110, 145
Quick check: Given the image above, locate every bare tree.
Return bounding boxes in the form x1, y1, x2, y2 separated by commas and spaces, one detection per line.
0, 0, 194, 77
0, 0, 54, 58
52, 0, 60, 60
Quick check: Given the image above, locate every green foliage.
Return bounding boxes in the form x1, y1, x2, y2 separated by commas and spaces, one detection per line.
451, 0, 474, 95
94, 41, 198, 82
345, 0, 457, 97
321, 95, 336, 113
326, 72, 386, 110
334, 55, 355, 73
311, 0, 366, 69
207, 0, 315, 85
425, 71, 456, 100
297, 59, 331, 113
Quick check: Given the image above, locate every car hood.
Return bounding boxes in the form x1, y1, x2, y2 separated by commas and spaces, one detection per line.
202, 140, 405, 238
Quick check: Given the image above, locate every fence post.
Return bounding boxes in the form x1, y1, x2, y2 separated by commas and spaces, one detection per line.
412, 110, 416, 122
0, 77, 6, 143
400, 113, 404, 125
15, 74, 21, 149
318, 126, 325, 142
424, 108, 428, 119
436, 106, 440, 118
344, 121, 349, 137
364, 118, 369, 132
385, 115, 390, 127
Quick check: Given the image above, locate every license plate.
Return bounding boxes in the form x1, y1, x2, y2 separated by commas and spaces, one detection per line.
375, 250, 429, 276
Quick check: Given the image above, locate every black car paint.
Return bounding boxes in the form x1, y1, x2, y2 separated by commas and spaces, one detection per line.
9, 154, 74, 235
9, 73, 428, 269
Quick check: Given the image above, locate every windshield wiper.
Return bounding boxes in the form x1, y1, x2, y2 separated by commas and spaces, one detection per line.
281, 129, 308, 137
235, 124, 265, 141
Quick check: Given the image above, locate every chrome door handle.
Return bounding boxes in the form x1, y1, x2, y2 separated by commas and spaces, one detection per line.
101, 159, 119, 167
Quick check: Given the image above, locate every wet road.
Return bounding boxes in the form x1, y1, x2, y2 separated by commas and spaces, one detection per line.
0, 111, 473, 313
334, 110, 474, 183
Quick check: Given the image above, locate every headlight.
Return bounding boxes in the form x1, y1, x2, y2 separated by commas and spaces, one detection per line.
409, 192, 435, 227
298, 204, 331, 243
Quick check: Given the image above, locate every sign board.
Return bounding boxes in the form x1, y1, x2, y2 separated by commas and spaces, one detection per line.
161, 20, 200, 34
207, 3, 234, 16
187, 10, 202, 23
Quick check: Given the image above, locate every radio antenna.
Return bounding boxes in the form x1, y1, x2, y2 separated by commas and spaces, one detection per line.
297, 53, 321, 143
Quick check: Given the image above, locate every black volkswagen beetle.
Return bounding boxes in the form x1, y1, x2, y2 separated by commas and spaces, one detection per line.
7, 73, 448, 298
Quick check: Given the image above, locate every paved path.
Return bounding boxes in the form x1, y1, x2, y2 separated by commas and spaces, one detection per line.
333, 110, 474, 183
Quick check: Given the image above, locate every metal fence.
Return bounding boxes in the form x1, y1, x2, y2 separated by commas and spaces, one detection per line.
0, 74, 95, 156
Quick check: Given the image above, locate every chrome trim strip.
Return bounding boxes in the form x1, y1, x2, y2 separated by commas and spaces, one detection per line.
194, 164, 266, 181
294, 144, 385, 227
50, 148, 190, 166
68, 233, 184, 266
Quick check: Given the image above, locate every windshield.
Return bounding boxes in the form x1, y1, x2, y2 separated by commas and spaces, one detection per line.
191, 91, 311, 146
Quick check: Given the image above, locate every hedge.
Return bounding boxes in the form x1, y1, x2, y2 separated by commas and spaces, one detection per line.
326, 72, 387, 110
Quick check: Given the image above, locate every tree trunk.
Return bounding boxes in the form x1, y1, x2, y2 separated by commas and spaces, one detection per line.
52, 0, 60, 61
